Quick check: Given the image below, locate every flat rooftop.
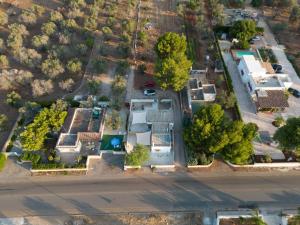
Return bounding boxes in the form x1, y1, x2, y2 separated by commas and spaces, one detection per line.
152, 134, 171, 146
203, 85, 216, 94
58, 134, 77, 146
69, 108, 102, 134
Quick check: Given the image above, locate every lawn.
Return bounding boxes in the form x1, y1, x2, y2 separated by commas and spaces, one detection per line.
0, 153, 7, 172
100, 135, 124, 151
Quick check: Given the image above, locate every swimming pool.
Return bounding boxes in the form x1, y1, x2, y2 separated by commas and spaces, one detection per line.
231, 50, 259, 61
235, 51, 256, 58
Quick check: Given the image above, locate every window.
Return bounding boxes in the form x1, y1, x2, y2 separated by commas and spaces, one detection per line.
247, 82, 253, 92
241, 69, 244, 76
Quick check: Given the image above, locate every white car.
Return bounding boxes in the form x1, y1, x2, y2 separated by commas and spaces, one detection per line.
251, 36, 260, 41
143, 89, 156, 96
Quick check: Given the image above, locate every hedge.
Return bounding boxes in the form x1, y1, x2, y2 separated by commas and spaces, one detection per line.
213, 33, 242, 120
32, 162, 86, 169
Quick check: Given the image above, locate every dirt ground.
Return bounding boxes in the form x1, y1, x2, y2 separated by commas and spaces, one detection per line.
263, 6, 300, 73
0, 0, 137, 150
22, 212, 203, 225
220, 218, 255, 225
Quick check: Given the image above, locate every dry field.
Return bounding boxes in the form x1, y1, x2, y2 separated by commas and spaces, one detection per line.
0, 0, 137, 150
263, 6, 300, 75
23, 212, 203, 225
134, 0, 183, 88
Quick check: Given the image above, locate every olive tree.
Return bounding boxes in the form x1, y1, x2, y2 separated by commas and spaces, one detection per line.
32, 35, 49, 49
0, 55, 9, 69
66, 58, 82, 73
18, 10, 37, 25
41, 22, 57, 36
59, 78, 74, 91
0, 11, 8, 26
41, 58, 65, 78
31, 79, 54, 97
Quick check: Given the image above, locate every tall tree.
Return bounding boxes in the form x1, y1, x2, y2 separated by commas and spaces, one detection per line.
154, 32, 192, 91
273, 117, 300, 150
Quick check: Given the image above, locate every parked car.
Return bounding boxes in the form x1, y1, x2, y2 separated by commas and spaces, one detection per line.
144, 89, 156, 96
288, 87, 300, 98
272, 64, 283, 72
251, 36, 260, 41
144, 81, 155, 87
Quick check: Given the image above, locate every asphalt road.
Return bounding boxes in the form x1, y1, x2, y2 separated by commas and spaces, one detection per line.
0, 172, 300, 217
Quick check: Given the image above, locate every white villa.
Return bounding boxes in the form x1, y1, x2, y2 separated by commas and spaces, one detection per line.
126, 99, 174, 154
187, 70, 217, 112
238, 55, 291, 111
56, 108, 105, 154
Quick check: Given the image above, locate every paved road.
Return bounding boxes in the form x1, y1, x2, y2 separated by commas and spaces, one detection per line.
0, 172, 300, 217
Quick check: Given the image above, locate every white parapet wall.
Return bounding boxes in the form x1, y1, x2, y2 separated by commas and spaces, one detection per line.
226, 161, 300, 168
216, 210, 258, 225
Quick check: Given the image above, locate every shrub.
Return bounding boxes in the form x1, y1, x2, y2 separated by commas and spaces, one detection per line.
19, 151, 41, 164
106, 16, 116, 28
61, 18, 78, 30
116, 60, 130, 75
0, 153, 7, 172
125, 144, 149, 166
66, 0, 86, 8
117, 42, 131, 58
99, 95, 110, 101
6, 91, 22, 107
32, 35, 49, 49
92, 58, 107, 73
67, 58, 82, 73
0, 114, 8, 132
264, 154, 272, 163
18, 10, 37, 25
84, 16, 98, 30
0, 55, 9, 68
105, 110, 121, 130
58, 31, 72, 45
121, 33, 132, 43
138, 63, 147, 74
102, 26, 113, 38
138, 31, 148, 45
50, 11, 64, 22
85, 36, 94, 48
41, 22, 57, 36
0, 11, 8, 26
30, 4, 45, 16
41, 58, 65, 78
0, 38, 5, 53
59, 78, 75, 91
31, 79, 54, 97
87, 79, 101, 95
75, 43, 88, 55
66, 8, 83, 19
122, 19, 135, 33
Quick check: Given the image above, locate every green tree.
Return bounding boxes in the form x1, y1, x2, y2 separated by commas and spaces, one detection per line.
273, 117, 300, 150
184, 104, 230, 154
230, 20, 257, 44
222, 122, 258, 165
6, 91, 22, 108
112, 75, 126, 94
0, 55, 9, 69
41, 58, 65, 78
125, 144, 150, 166
0, 114, 8, 132
155, 32, 187, 59
67, 58, 82, 73
20, 100, 67, 150
154, 32, 192, 91
155, 55, 192, 91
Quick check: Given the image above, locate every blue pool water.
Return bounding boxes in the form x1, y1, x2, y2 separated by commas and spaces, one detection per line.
235, 51, 256, 58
